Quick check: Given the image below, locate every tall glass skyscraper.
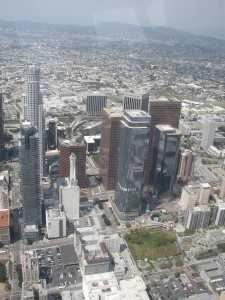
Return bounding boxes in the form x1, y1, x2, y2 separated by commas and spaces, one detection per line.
22, 66, 45, 176
151, 125, 181, 197
114, 110, 151, 220
19, 121, 42, 241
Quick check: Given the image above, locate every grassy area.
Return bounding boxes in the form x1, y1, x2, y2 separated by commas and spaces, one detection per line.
107, 94, 123, 103
4, 119, 20, 124
58, 115, 74, 124
159, 260, 173, 270
91, 153, 100, 167
195, 250, 218, 260
217, 243, 225, 252
125, 229, 180, 260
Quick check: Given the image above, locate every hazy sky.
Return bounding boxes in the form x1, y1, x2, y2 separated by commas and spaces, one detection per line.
0, 0, 225, 30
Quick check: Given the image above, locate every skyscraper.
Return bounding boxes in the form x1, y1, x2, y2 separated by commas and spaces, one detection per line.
22, 66, 45, 176
123, 91, 149, 112
0, 93, 4, 162
151, 125, 181, 196
144, 97, 181, 185
99, 108, 123, 190
86, 93, 107, 116
201, 118, 217, 150
177, 149, 196, 182
47, 119, 57, 151
19, 121, 42, 241
59, 140, 86, 187
114, 110, 151, 220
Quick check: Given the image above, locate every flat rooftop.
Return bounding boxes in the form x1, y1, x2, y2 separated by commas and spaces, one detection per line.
60, 244, 79, 266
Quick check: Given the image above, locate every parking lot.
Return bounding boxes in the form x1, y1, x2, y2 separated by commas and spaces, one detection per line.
35, 246, 82, 289
151, 276, 207, 300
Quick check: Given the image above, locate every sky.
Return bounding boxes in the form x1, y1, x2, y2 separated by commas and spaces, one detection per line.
0, 0, 225, 31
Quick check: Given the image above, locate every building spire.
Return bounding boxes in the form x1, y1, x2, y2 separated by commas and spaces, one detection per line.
69, 153, 78, 186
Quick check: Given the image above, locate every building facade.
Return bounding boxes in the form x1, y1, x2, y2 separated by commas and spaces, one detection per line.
46, 208, 66, 239
123, 91, 149, 112
151, 125, 181, 196
22, 66, 45, 176
19, 121, 42, 240
0, 93, 4, 162
201, 118, 217, 150
177, 149, 196, 182
59, 140, 86, 187
86, 94, 107, 116
47, 119, 57, 151
114, 110, 151, 220
99, 108, 123, 190
184, 206, 211, 230
215, 202, 225, 226
144, 97, 181, 186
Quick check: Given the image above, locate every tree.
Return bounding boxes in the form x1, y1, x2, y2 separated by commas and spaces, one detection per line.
126, 223, 131, 228
27, 238, 33, 245
0, 262, 6, 283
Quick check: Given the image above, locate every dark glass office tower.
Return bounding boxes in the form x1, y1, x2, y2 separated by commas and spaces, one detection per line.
144, 97, 181, 186
19, 121, 41, 241
47, 119, 57, 150
151, 125, 181, 197
0, 93, 4, 162
114, 110, 151, 220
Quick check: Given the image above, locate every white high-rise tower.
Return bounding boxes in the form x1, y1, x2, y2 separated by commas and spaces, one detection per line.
22, 66, 45, 176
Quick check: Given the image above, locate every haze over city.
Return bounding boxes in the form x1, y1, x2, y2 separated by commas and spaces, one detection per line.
1, 1, 225, 299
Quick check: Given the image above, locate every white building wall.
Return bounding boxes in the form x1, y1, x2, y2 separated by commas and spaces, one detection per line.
180, 186, 199, 210
60, 185, 80, 220
198, 183, 211, 205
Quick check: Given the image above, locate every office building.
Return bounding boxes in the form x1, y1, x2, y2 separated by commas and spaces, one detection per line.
184, 206, 211, 230
151, 125, 181, 196
59, 140, 86, 187
180, 184, 201, 210
46, 208, 66, 239
58, 153, 80, 220
201, 118, 217, 150
47, 119, 57, 150
0, 93, 4, 162
215, 202, 225, 226
144, 97, 181, 185
114, 110, 151, 220
177, 149, 196, 181
198, 183, 211, 205
86, 93, 107, 116
22, 66, 45, 176
123, 91, 149, 112
99, 108, 123, 190
19, 121, 42, 241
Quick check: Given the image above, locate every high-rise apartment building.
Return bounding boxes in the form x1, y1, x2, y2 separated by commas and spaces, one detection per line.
201, 118, 217, 150
19, 121, 42, 241
59, 140, 86, 187
184, 206, 211, 230
151, 125, 181, 196
86, 93, 107, 116
123, 91, 149, 112
180, 184, 200, 210
22, 66, 45, 176
177, 149, 196, 182
198, 183, 211, 205
114, 110, 151, 220
144, 97, 181, 185
99, 108, 123, 190
215, 202, 225, 226
0, 93, 4, 162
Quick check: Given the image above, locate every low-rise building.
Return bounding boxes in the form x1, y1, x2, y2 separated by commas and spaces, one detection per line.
200, 262, 224, 283
46, 208, 66, 239
0, 209, 10, 244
